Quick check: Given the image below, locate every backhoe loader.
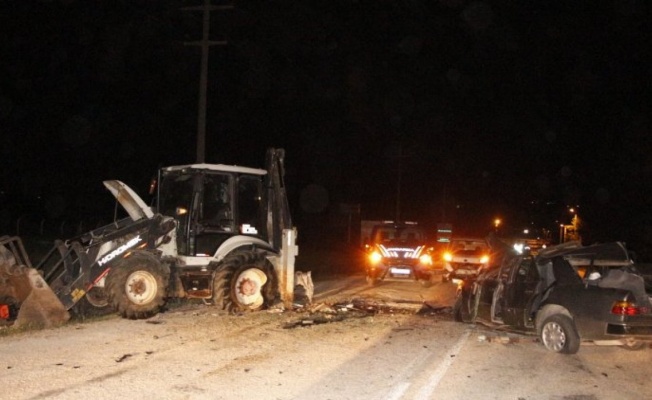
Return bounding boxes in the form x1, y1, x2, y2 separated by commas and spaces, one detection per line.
0, 148, 298, 329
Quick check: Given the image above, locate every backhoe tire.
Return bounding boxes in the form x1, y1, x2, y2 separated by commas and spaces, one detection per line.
106, 252, 169, 320
212, 251, 278, 313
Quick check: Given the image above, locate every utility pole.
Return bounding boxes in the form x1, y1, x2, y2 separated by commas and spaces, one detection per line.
395, 142, 402, 222
182, 0, 233, 163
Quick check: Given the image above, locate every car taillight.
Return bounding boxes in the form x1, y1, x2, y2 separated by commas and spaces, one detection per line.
611, 301, 647, 316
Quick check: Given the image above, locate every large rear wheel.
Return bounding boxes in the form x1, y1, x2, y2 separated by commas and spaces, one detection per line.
106, 252, 169, 319
212, 251, 278, 313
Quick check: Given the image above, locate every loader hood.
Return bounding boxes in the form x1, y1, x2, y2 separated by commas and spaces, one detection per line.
103, 180, 154, 221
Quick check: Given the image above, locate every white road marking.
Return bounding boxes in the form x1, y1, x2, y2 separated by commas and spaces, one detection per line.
414, 329, 471, 400
385, 382, 411, 400
383, 328, 471, 400
384, 349, 433, 400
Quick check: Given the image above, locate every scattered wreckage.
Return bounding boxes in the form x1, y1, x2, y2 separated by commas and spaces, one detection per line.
282, 297, 451, 329
453, 240, 652, 354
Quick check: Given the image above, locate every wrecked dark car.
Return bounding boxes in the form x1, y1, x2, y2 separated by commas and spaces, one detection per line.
453, 241, 652, 354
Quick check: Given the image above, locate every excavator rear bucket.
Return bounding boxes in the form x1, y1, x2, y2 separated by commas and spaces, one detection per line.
0, 236, 70, 330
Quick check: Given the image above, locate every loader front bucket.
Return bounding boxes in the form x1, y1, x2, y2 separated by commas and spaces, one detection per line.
1, 238, 70, 329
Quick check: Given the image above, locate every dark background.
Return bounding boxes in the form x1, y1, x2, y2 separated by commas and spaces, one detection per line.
1, 1, 651, 256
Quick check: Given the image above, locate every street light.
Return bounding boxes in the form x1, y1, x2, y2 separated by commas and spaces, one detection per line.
494, 218, 501, 233
562, 206, 580, 243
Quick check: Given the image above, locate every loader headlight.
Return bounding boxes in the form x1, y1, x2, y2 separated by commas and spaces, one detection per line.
369, 251, 383, 264
419, 254, 433, 265
443, 252, 453, 262
480, 255, 490, 264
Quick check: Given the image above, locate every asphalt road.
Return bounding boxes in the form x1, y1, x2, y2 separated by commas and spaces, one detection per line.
1, 274, 650, 400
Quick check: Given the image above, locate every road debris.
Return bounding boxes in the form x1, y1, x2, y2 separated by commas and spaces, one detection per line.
477, 334, 535, 344
281, 297, 451, 329
417, 302, 453, 316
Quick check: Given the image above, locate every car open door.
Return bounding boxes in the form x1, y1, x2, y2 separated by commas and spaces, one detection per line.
473, 268, 501, 322
499, 256, 540, 329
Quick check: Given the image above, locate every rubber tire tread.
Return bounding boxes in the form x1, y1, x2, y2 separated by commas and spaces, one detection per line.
212, 251, 278, 313
106, 251, 169, 320
540, 314, 580, 354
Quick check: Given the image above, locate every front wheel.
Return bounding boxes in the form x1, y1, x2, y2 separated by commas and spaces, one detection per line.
212, 252, 278, 313
540, 314, 580, 354
106, 252, 169, 319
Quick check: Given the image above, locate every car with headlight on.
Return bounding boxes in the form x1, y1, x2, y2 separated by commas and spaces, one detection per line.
442, 237, 491, 282
364, 222, 436, 287
453, 240, 652, 354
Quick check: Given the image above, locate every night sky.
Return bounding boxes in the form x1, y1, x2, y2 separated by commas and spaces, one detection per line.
1, 1, 651, 255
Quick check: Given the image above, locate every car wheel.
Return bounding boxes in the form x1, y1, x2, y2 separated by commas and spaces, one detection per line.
540, 314, 580, 354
